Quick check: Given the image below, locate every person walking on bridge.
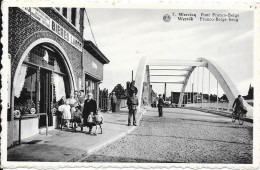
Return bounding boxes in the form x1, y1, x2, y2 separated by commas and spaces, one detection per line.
158, 94, 164, 117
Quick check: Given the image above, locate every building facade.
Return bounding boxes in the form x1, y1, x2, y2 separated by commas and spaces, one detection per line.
8, 7, 109, 147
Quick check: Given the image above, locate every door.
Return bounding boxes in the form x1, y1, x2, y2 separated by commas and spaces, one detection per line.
39, 69, 53, 127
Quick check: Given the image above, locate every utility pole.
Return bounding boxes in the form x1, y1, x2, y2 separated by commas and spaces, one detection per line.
132, 70, 133, 82
164, 83, 167, 101
192, 83, 194, 103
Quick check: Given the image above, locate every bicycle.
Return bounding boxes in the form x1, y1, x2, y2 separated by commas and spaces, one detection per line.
231, 107, 246, 125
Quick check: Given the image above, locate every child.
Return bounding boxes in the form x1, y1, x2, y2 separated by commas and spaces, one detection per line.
58, 99, 71, 129
93, 110, 104, 135
72, 106, 83, 130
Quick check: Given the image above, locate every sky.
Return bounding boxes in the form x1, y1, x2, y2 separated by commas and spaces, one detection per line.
83, 8, 253, 97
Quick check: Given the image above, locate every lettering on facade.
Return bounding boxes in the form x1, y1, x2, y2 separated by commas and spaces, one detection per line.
21, 7, 83, 51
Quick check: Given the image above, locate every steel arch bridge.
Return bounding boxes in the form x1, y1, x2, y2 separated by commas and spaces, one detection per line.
135, 57, 253, 118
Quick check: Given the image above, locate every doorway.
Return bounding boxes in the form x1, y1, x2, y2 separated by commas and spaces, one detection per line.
39, 69, 53, 127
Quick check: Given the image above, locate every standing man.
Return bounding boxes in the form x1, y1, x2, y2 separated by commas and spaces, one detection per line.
127, 92, 139, 126
158, 94, 164, 117
111, 92, 117, 112
83, 93, 97, 134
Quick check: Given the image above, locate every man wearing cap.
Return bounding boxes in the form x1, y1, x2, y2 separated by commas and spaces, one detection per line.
111, 92, 117, 112
127, 92, 139, 126
83, 92, 97, 134
158, 94, 164, 117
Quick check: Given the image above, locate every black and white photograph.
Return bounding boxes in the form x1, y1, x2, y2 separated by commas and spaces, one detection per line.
1, 1, 260, 169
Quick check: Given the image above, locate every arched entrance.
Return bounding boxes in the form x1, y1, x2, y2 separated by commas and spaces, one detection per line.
12, 39, 76, 127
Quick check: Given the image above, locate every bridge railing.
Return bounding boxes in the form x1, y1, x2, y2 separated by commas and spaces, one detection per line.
184, 102, 232, 112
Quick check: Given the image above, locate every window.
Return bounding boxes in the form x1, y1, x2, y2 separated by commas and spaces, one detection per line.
25, 45, 67, 74
85, 77, 97, 100
14, 44, 71, 117
71, 8, 76, 26
14, 65, 37, 114
62, 8, 67, 18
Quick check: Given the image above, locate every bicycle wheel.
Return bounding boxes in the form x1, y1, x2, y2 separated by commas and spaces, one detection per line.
231, 112, 236, 122
239, 112, 245, 125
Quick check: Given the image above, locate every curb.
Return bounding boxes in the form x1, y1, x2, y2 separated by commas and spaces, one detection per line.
67, 109, 148, 162
184, 107, 253, 123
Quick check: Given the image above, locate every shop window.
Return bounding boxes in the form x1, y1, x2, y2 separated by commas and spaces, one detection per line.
14, 44, 71, 119
62, 8, 67, 18
53, 73, 66, 103
71, 8, 76, 26
14, 65, 37, 114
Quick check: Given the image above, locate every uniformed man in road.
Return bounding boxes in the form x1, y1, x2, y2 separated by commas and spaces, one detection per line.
158, 94, 164, 117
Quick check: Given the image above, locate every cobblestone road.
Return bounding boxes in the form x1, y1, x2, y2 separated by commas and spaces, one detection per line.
82, 108, 253, 163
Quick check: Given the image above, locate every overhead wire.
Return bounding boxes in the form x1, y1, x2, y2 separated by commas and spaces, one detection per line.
84, 8, 98, 47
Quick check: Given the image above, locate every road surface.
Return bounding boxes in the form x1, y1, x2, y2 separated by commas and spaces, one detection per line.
82, 108, 253, 163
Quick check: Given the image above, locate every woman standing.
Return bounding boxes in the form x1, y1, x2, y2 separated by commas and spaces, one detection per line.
83, 93, 97, 134
68, 93, 77, 115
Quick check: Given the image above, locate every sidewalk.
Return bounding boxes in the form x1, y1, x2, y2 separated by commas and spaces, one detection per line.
7, 107, 147, 162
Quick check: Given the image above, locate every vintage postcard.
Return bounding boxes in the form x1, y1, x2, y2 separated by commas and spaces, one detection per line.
1, 0, 260, 169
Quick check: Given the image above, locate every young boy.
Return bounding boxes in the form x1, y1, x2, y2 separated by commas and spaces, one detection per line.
93, 110, 104, 135
72, 106, 83, 131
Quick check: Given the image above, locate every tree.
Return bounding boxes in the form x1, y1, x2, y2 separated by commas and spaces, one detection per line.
112, 84, 126, 99
247, 84, 254, 100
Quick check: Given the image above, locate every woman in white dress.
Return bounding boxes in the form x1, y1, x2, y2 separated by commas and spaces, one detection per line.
58, 99, 71, 128
68, 93, 77, 114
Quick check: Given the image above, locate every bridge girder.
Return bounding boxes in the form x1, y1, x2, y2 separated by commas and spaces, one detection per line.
135, 57, 252, 116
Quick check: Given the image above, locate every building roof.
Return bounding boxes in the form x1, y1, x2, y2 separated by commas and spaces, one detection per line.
83, 40, 110, 64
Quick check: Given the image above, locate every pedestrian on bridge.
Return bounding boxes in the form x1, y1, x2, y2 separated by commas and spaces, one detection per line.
127, 92, 139, 126
158, 94, 164, 117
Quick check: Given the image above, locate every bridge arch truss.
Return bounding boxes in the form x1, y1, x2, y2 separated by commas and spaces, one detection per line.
135, 57, 252, 116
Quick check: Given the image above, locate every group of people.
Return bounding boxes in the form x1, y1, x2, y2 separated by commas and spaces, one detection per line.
57, 90, 100, 134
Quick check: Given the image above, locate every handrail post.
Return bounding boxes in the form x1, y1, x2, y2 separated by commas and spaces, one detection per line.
19, 116, 22, 145
46, 113, 48, 136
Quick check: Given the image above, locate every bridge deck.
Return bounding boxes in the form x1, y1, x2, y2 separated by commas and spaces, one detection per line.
84, 108, 253, 163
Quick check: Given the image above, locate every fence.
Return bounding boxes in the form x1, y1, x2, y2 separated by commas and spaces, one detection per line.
99, 98, 127, 111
